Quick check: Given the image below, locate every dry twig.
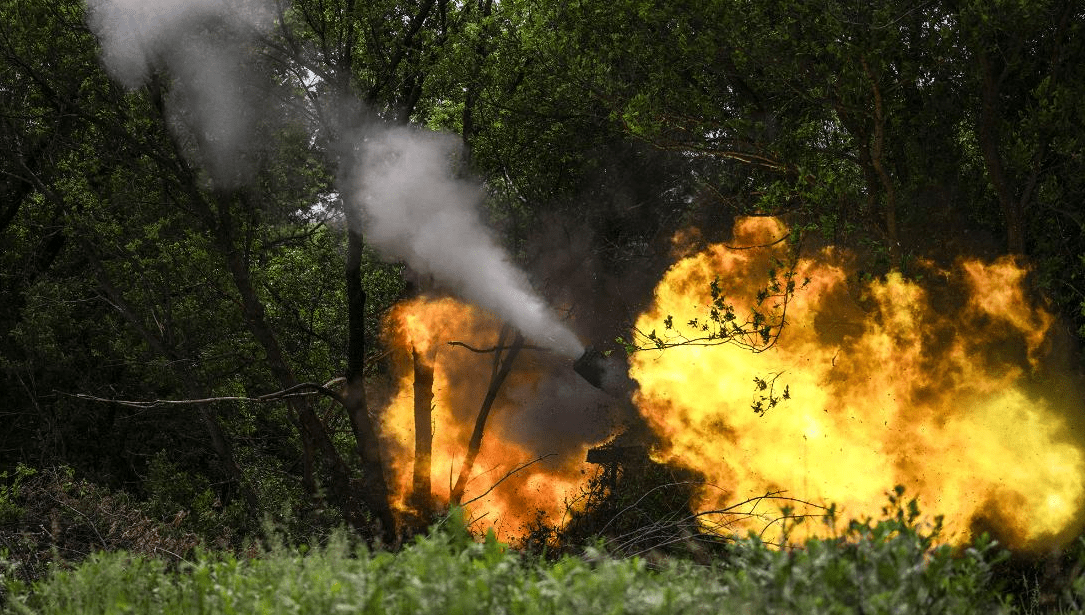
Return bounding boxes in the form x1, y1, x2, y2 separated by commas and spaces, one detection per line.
59, 378, 348, 408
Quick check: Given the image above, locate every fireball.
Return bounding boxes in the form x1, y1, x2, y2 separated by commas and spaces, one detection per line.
631, 218, 1085, 551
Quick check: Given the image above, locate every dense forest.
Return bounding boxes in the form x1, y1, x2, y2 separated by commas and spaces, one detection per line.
2, 0, 1085, 608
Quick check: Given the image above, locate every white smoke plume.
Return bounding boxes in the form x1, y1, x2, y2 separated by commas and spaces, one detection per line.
347, 127, 584, 358
85, 0, 584, 358
86, 0, 274, 185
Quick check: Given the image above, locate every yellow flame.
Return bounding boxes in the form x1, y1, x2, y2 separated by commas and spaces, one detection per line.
376, 218, 1084, 551
630, 218, 1085, 551
381, 297, 586, 538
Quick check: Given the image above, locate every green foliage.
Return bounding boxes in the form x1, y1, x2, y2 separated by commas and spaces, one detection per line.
553, 455, 726, 561
0, 0, 421, 539
0, 465, 36, 526
3, 0, 1084, 579
721, 519, 1010, 613
502, 0, 1085, 317
3, 503, 1021, 615
143, 452, 247, 545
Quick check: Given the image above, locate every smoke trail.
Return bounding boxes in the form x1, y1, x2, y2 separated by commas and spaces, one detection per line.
344, 126, 584, 358
85, 0, 274, 186
86, 1, 582, 356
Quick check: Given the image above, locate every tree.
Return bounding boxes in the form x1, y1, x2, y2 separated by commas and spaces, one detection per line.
480, 0, 1084, 332
0, 0, 407, 540
3, 0, 1082, 550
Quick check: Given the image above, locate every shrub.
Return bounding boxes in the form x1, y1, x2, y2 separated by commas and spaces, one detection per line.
717, 489, 1013, 614
0, 467, 200, 588
143, 451, 247, 546
550, 453, 727, 561
0, 465, 36, 526
3, 501, 1021, 615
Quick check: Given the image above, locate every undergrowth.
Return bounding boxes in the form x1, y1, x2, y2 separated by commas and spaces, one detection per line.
2, 499, 1047, 615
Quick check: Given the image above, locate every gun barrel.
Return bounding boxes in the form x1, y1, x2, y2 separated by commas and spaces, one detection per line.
573, 346, 606, 389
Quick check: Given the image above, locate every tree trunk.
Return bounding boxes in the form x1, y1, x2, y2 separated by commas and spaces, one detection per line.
450, 325, 524, 504
150, 80, 376, 534
862, 58, 901, 268
409, 347, 435, 516
344, 228, 398, 541
977, 52, 1026, 255
214, 192, 370, 533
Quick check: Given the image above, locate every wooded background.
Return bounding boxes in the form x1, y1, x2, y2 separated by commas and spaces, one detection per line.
1, 0, 1082, 546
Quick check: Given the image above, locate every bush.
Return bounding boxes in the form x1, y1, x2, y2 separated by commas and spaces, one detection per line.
143, 451, 247, 546
0, 465, 36, 526
0, 467, 201, 588
551, 453, 727, 561
717, 489, 1013, 614
2, 502, 1021, 615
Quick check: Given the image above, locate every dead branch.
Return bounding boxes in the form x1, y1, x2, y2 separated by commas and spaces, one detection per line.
721, 233, 791, 251
61, 378, 348, 409
462, 454, 556, 507
693, 491, 829, 520
447, 340, 550, 353
595, 484, 831, 557
597, 480, 705, 537
451, 325, 525, 503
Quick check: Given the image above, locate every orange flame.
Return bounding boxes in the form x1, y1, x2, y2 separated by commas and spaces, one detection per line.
631, 218, 1085, 551
381, 297, 589, 538
376, 217, 1084, 551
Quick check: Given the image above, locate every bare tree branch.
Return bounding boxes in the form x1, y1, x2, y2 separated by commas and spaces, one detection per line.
60, 378, 348, 409
462, 454, 556, 507
451, 326, 525, 503
446, 340, 551, 354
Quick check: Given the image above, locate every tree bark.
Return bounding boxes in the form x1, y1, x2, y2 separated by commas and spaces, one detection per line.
408, 347, 435, 516
344, 228, 398, 541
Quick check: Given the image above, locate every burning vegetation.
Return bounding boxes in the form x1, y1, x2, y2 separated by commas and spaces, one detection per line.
378, 217, 1085, 553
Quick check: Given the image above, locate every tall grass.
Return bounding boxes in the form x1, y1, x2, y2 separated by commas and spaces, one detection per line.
0, 505, 1038, 614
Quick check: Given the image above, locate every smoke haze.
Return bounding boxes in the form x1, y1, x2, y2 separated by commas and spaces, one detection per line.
86, 0, 273, 186
85, 0, 582, 356
345, 127, 583, 357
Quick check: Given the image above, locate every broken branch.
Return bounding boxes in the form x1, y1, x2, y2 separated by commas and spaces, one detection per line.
61, 378, 348, 408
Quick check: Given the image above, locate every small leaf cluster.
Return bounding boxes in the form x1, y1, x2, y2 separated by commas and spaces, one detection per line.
632, 259, 810, 357
0, 465, 36, 527
751, 372, 790, 417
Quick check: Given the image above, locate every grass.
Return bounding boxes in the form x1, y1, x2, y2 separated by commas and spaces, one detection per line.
1, 504, 1076, 614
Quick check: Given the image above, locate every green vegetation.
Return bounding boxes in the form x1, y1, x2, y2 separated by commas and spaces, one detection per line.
2, 506, 1035, 615
2, 0, 1084, 610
